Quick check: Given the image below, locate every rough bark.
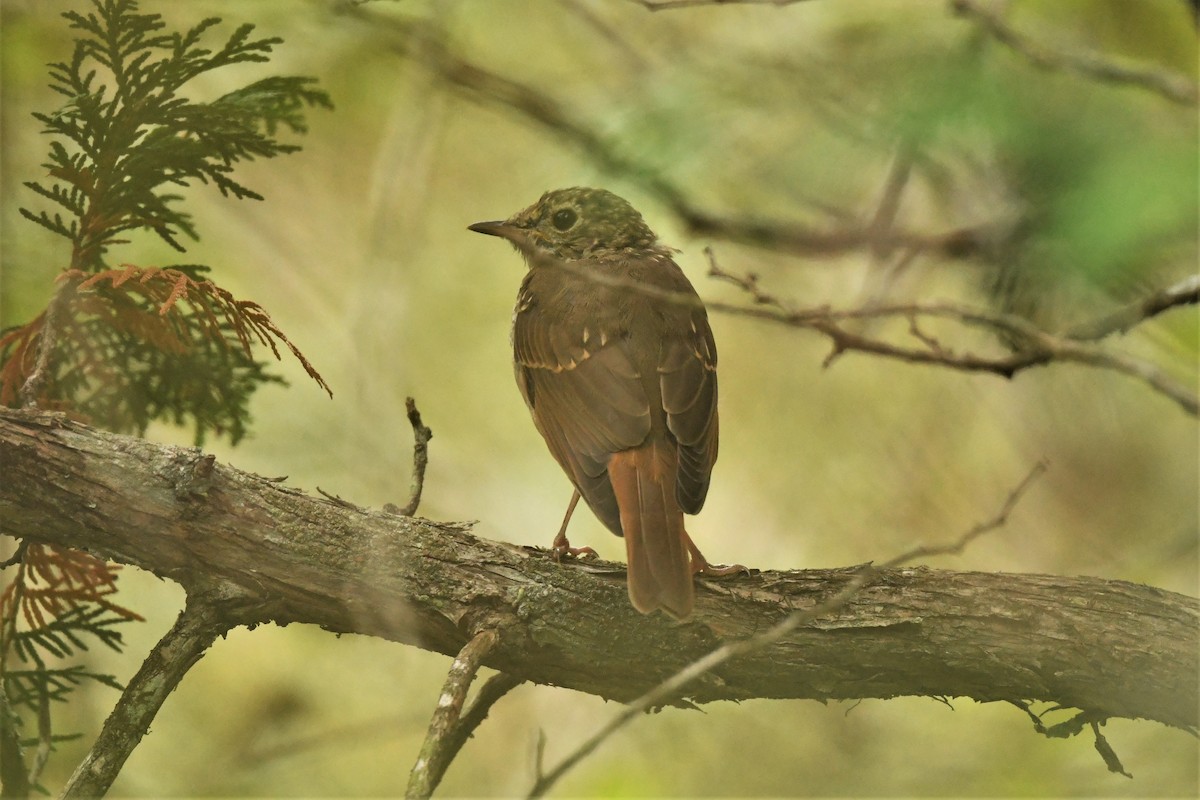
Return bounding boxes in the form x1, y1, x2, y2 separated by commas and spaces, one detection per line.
1, 408, 1196, 733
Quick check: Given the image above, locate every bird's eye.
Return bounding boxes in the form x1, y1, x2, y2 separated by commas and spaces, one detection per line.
551, 208, 577, 231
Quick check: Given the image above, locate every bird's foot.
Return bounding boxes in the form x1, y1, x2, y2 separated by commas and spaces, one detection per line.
550, 532, 598, 562
547, 490, 596, 561
685, 535, 750, 578
693, 560, 750, 578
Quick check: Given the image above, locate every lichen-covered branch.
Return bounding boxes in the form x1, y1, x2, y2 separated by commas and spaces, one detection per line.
407, 629, 504, 798
529, 461, 1048, 796
1, 409, 1196, 740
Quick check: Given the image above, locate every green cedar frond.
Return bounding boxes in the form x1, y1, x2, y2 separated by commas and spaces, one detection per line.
21, 0, 332, 268
5, 666, 124, 709
10, 608, 129, 663
1, 4, 334, 772
5, 0, 332, 442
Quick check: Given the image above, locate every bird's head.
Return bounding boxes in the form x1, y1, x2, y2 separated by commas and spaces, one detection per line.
469, 187, 659, 261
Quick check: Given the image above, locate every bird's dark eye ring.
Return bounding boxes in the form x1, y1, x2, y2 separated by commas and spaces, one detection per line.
551, 208, 577, 231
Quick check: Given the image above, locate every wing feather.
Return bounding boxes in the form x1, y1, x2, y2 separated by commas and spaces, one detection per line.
659, 311, 718, 514
515, 297, 651, 534
513, 264, 718, 526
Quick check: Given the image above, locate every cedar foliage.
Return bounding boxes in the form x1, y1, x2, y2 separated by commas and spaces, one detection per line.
2, 0, 333, 443
0, 1, 331, 788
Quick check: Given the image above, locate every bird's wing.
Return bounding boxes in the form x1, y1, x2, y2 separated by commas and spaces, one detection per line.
658, 307, 718, 514
513, 288, 651, 534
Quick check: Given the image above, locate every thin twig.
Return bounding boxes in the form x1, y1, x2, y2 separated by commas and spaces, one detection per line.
952, 0, 1199, 106
29, 680, 52, 789
406, 629, 501, 799
399, 397, 433, 517
528, 462, 1048, 798
19, 282, 73, 408
1066, 274, 1200, 340
878, 460, 1047, 563
514, 243, 1197, 415
338, 3, 990, 260
317, 487, 364, 510
635, 0, 812, 9
0, 540, 30, 569
867, 140, 916, 261
705, 256, 1200, 416
856, 141, 926, 319
1091, 720, 1133, 779
0, 684, 31, 797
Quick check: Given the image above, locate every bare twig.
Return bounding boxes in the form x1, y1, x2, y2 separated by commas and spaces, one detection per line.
867, 140, 916, 262
317, 487, 363, 510
399, 397, 433, 517
880, 460, 1047, 563
18, 282, 73, 408
952, 0, 1199, 106
705, 256, 1200, 415
338, 3, 990, 260
1091, 721, 1133, 779
30, 681, 52, 789
0, 685, 30, 798
0, 539, 30, 569
529, 462, 1049, 798
856, 141, 927, 318
635, 0, 811, 9
1009, 701, 1132, 777
407, 629, 501, 799
517, 243, 1196, 415
511, 243, 1199, 414
905, 313, 947, 355
1066, 274, 1200, 340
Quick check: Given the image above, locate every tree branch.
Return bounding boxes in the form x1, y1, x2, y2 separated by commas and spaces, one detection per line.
508, 243, 1198, 415
529, 460, 1047, 796
335, 3, 991, 260
407, 629, 502, 798
1, 408, 1196, 786
1065, 274, 1200, 341
60, 591, 232, 798
705, 256, 1199, 415
952, 0, 1200, 107
634, 0, 812, 10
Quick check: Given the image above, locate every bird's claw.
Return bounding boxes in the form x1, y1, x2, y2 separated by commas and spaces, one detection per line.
693, 561, 750, 578
551, 534, 598, 562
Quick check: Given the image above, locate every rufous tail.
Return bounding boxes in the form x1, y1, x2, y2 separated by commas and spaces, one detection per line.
608, 443, 694, 619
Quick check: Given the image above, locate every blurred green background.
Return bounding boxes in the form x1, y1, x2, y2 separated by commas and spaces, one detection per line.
2, 0, 1197, 796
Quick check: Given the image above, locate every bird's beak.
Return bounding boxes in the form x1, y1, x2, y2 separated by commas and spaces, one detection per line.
468, 220, 519, 240
470, 218, 540, 261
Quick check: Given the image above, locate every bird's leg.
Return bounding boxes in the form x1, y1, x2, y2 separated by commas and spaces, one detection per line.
684, 531, 748, 577
551, 490, 598, 561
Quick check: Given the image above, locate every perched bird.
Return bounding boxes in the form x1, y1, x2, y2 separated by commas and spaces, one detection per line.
469, 187, 739, 619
